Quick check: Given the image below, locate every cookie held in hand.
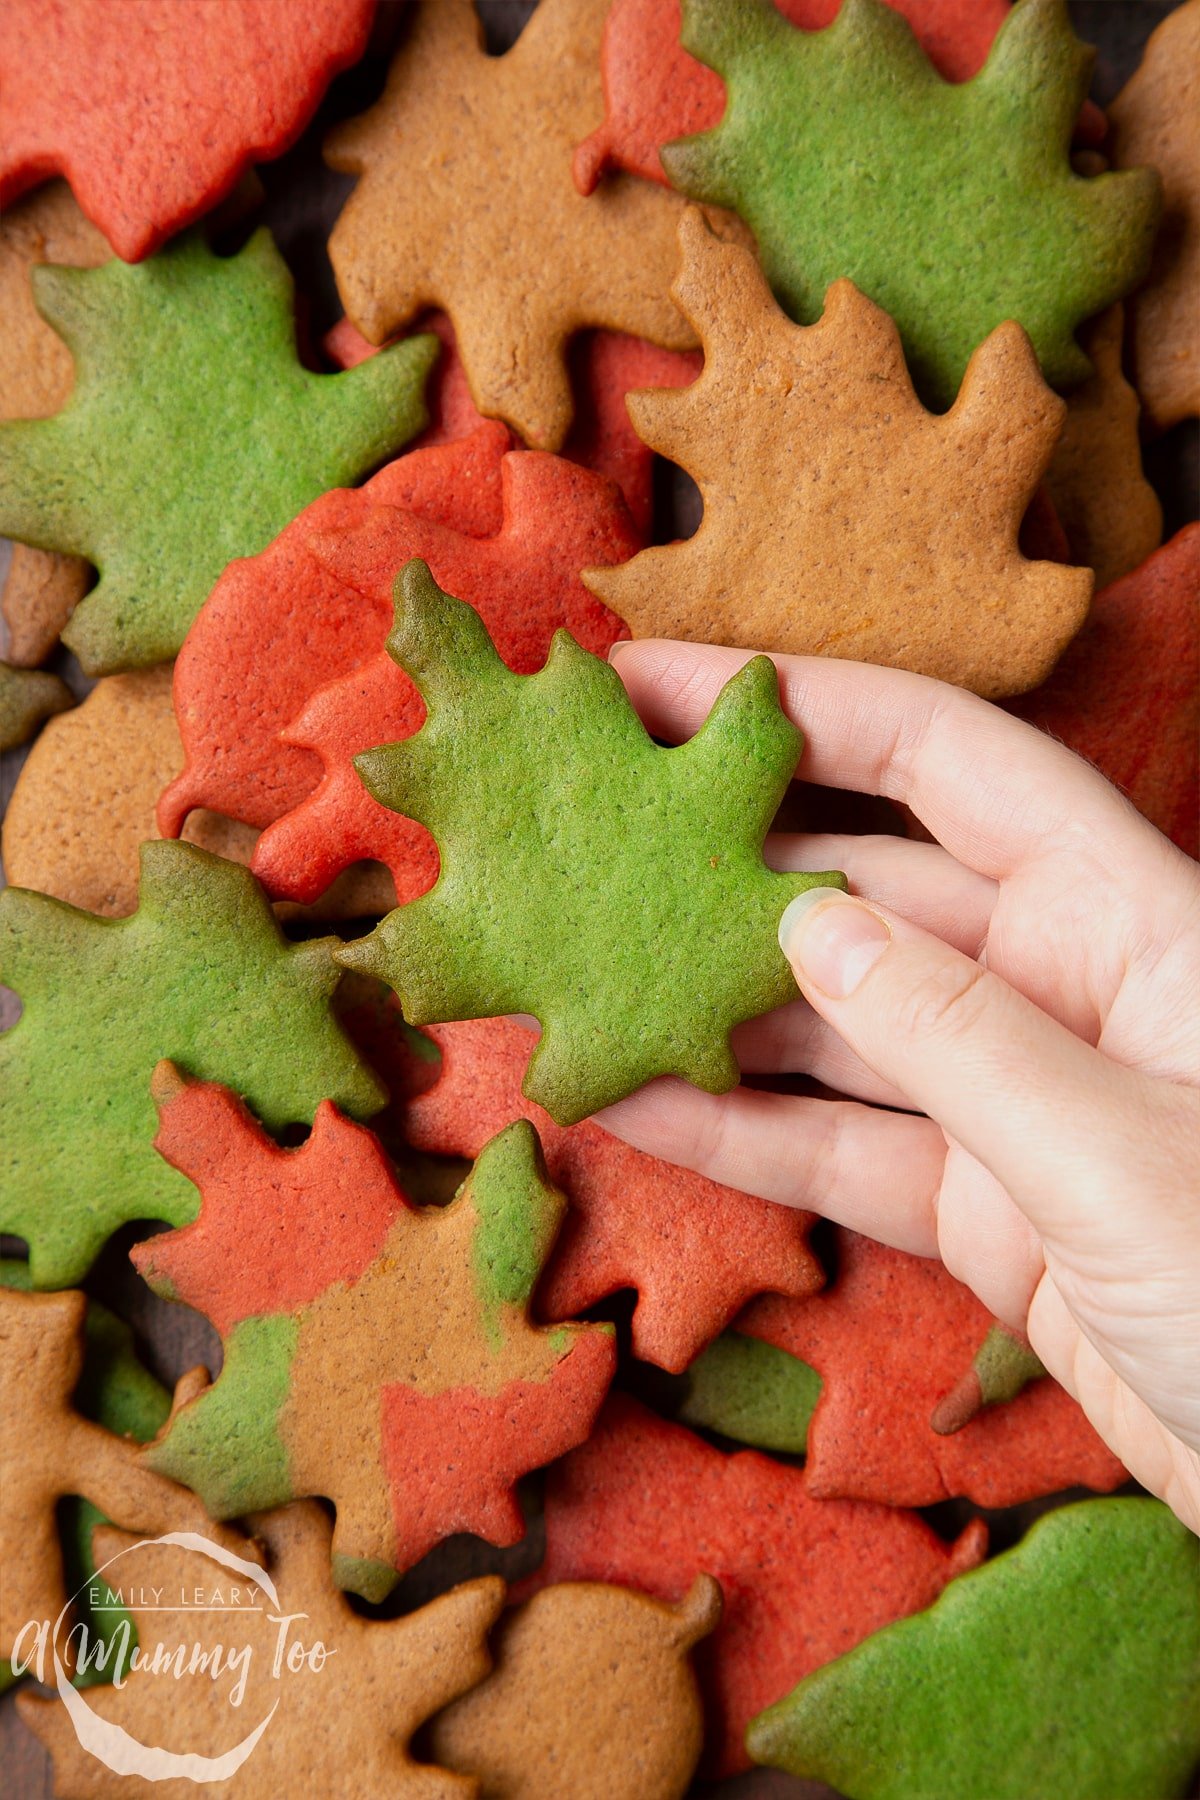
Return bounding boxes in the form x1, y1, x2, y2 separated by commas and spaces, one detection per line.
339, 558, 845, 1125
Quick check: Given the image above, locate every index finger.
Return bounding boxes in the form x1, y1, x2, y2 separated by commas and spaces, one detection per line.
608, 639, 1160, 881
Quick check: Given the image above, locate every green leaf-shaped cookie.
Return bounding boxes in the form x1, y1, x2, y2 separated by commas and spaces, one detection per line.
0, 229, 436, 672
339, 558, 844, 1126
747, 1497, 1200, 1800
0, 841, 384, 1288
663, 0, 1161, 406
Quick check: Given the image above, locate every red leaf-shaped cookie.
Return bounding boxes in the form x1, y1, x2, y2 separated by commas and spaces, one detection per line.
1009, 524, 1200, 857
573, 0, 1012, 194
326, 308, 700, 535
740, 1230, 1125, 1507
133, 1067, 615, 1597
372, 1014, 823, 1371
521, 1393, 986, 1775
0, 0, 375, 261
248, 454, 635, 903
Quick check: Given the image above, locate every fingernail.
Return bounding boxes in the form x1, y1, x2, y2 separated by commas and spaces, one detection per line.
607, 640, 632, 664
778, 890, 891, 1000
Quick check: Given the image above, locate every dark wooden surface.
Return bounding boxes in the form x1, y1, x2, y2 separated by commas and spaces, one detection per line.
1, 3, 1196, 1796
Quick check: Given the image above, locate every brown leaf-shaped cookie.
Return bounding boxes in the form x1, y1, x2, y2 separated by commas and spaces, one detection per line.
584, 210, 1092, 697
325, 0, 699, 450
431, 1577, 721, 1800
1109, 0, 1200, 428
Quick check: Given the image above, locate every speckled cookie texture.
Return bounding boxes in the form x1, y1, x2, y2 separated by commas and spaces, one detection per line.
1, 666, 397, 920
388, 1014, 823, 1373
1010, 524, 1200, 857
0, 661, 70, 751
740, 1229, 1125, 1506
1044, 305, 1162, 588
0, 183, 106, 665
0, 1283, 227, 1672
522, 1393, 986, 1776
574, 0, 1013, 191
249, 451, 634, 907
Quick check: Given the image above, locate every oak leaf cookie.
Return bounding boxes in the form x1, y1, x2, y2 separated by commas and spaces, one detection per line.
324, 0, 699, 450
1, 666, 396, 920
0, 230, 435, 673
0, 184, 106, 666
1009, 524, 1200, 857
660, 0, 1160, 406
134, 1069, 615, 1600
338, 559, 844, 1126
747, 1500, 1200, 1800
431, 1577, 722, 1800
20, 1503, 504, 1798
739, 1231, 1123, 1506
250, 452, 634, 906
574, 0, 1012, 192
1044, 305, 1162, 588
0, 661, 70, 751
0, 841, 383, 1289
521, 1393, 986, 1776
389, 1015, 823, 1374
585, 212, 1092, 697
1108, 0, 1200, 427
0, 0, 375, 262
0, 1284, 238, 1676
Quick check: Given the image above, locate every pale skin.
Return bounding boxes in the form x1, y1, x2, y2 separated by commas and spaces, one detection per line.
601, 639, 1200, 1535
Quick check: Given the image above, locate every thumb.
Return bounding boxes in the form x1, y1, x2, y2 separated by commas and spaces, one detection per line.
777, 888, 1151, 1246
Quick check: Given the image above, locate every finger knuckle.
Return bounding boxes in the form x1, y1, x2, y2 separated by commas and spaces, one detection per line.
893, 957, 991, 1046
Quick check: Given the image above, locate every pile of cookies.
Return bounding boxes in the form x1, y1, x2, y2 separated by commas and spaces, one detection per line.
1, 1, 1198, 1795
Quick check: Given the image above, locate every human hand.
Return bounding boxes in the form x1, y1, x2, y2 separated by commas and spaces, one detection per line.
600, 640, 1200, 1533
